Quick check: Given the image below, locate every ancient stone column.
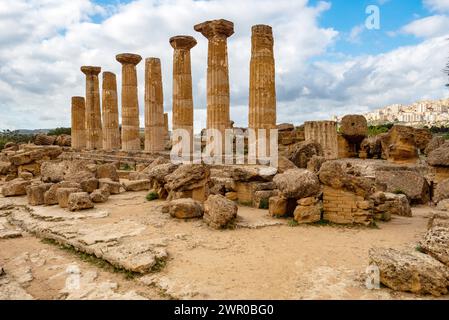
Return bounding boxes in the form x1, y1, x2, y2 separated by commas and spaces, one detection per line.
164, 113, 169, 136
80, 66, 102, 150
144, 58, 165, 153
304, 121, 338, 159
102, 72, 120, 150
116, 53, 142, 151
170, 35, 197, 148
249, 25, 276, 133
194, 19, 234, 137
71, 96, 86, 150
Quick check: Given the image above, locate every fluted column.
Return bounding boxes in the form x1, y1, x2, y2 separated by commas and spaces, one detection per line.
305, 121, 338, 159
249, 25, 276, 132
71, 96, 86, 150
80, 66, 102, 150
116, 53, 142, 151
194, 19, 234, 137
144, 58, 165, 153
170, 35, 197, 148
102, 72, 120, 150
164, 113, 169, 139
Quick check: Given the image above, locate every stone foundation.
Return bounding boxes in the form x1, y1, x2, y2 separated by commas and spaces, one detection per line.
322, 186, 373, 225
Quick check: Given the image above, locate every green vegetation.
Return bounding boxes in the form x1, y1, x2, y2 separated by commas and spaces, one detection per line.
0, 130, 33, 150
259, 198, 269, 209
393, 189, 406, 195
120, 163, 134, 171
367, 123, 394, 137
415, 245, 424, 253
146, 192, 159, 201
47, 127, 71, 136
287, 219, 299, 227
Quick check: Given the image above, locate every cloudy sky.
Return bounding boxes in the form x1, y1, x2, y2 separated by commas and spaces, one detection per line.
0, 0, 448, 131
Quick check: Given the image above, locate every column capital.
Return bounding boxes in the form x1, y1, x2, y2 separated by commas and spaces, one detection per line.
194, 19, 234, 39
80, 66, 101, 76
169, 35, 197, 50
116, 53, 142, 65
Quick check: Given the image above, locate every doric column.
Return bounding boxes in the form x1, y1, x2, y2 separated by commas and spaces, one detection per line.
102, 72, 120, 150
116, 53, 142, 151
80, 66, 102, 150
71, 96, 86, 150
249, 24, 276, 132
164, 113, 169, 136
144, 58, 165, 153
305, 121, 338, 159
194, 19, 234, 137
169, 35, 197, 148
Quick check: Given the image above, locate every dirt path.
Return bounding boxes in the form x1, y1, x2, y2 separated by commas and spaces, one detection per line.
0, 192, 447, 300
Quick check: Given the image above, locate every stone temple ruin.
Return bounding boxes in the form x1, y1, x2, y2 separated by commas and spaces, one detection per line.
1, 19, 449, 299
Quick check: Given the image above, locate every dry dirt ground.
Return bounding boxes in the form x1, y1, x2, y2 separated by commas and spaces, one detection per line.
0, 191, 448, 300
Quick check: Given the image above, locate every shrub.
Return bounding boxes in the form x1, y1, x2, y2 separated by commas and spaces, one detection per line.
146, 192, 159, 201
259, 198, 269, 209
47, 127, 71, 136
0, 130, 33, 150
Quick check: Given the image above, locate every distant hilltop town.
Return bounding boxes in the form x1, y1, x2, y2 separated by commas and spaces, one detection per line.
333, 98, 449, 127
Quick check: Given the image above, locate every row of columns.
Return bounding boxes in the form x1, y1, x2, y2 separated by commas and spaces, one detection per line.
72, 19, 277, 153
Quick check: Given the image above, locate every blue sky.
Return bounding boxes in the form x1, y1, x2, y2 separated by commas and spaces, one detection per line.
0, 0, 448, 130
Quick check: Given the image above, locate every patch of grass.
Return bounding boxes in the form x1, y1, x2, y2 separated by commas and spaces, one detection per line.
415, 245, 424, 253
259, 198, 269, 210
393, 189, 406, 195
40, 238, 141, 279
120, 163, 134, 171
287, 219, 299, 227
146, 192, 159, 201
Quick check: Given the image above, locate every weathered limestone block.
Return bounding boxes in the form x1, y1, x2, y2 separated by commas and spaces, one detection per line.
67, 192, 94, 211
273, 169, 321, 200
428, 143, 449, 167
168, 198, 204, 219
81, 66, 102, 150
102, 72, 120, 150
294, 200, 321, 224
19, 171, 33, 180
80, 178, 99, 193
277, 156, 297, 173
90, 186, 110, 203
419, 224, 449, 267
413, 128, 432, 153
1, 179, 32, 197
369, 248, 449, 297
306, 155, 327, 174
122, 180, 151, 192
203, 194, 238, 229
425, 137, 446, 156
40, 161, 65, 183
269, 196, 287, 216
8, 147, 62, 166
194, 19, 234, 136
359, 135, 384, 159
287, 141, 323, 168
375, 170, 430, 204
144, 58, 165, 153
340, 115, 368, 144
26, 183, 53, 206
370, 192, 411, 220
380, 125, 418, 163
434, 178, 449, 203
319, 161, 375, 198
18, 163, 41, 177
57, 187, 82, 208
44, 182, 81, 205
337, 134, 358, 158
71, 96, 86, 150
170, 36, 197, 149
98, 179, 121, 195
165, 164, 210, 201
304, 121, 338, 159
34, 133, 56, 146
116, 53, 142, 151
96, 163, 119, 182
0, 161, 12, 175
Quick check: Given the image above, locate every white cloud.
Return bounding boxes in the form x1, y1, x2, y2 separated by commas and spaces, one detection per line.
424, 0, 449, 13
401, 14, 449, 38
0, 0, 448, 132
